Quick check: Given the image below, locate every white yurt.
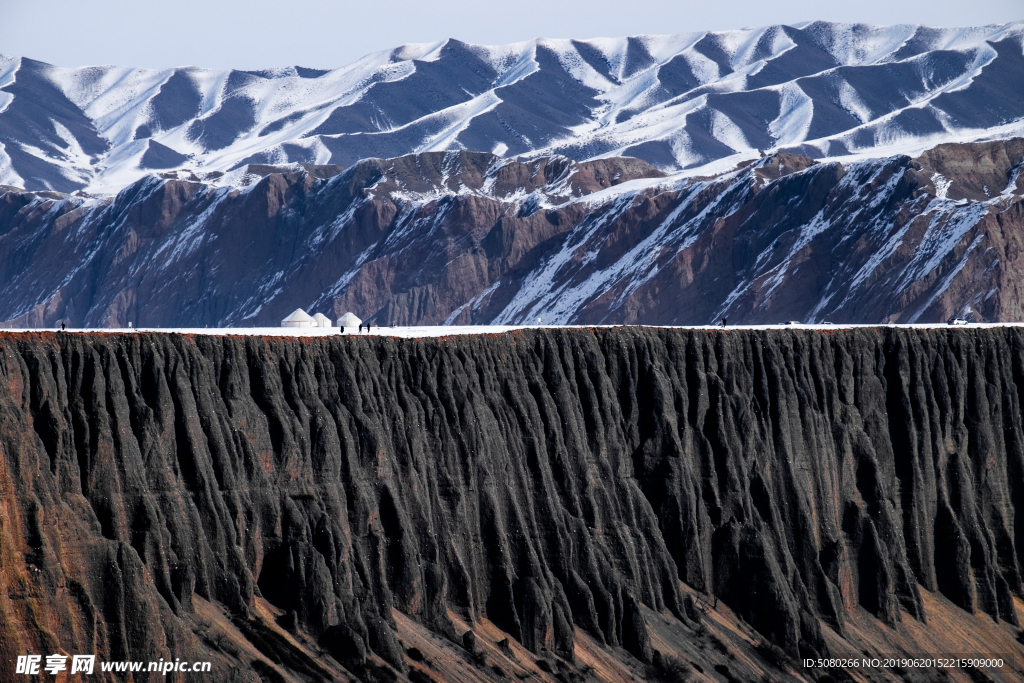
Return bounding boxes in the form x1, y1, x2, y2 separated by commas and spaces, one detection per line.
312, 313, 332, 328
281, 308, 315, 327
337, 312, 362, 332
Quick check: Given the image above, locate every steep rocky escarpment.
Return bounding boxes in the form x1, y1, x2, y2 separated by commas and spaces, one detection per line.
1, 140, 1022, 331
0, 152, 667, 329
1, 327, 1024, 682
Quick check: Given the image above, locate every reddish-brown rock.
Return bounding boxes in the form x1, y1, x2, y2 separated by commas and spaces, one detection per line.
1, 141, 1022, 330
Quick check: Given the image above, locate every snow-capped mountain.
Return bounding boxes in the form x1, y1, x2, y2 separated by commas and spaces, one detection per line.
2, 21, 1023, 194
0, 138, 1021, 328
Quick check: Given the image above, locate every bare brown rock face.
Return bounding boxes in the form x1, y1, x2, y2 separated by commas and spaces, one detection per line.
914, 138, 1024, 202
0, 140, 1022, 330
1, 327, 1023, 682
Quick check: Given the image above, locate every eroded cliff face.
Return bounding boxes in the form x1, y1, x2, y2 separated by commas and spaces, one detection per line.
1, 328, 1023, 682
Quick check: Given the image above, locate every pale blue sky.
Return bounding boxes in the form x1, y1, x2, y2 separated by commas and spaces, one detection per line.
0, 0, 1020, 69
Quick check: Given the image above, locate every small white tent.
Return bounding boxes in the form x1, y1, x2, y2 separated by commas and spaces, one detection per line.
281, 308, 315, 327
337, 312, 362, 332
313, 313, 332, 328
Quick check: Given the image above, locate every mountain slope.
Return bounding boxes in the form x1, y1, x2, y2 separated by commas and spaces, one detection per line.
2, 328, 1023, 682
0, 139, 1021, 329
1, 21, 1022, 193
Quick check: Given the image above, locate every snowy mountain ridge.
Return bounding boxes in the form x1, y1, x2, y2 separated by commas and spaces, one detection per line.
1, 139, 1022, 329
2, 20, 1023, 193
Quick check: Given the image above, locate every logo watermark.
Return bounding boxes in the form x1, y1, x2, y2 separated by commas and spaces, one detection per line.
16, 654, 212, 676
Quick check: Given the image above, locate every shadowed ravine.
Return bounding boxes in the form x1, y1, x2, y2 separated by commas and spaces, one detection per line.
1, 327, 1023, 682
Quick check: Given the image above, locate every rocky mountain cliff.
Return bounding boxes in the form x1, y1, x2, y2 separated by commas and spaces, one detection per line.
1, 21, 1022, 193
1, 327, 1024, 683
0, 139, 1022, 329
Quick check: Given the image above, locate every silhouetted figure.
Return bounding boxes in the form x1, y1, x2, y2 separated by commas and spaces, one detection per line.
722, 318, 726, 327
358, 322, 363, 333
61, 322, 65, 331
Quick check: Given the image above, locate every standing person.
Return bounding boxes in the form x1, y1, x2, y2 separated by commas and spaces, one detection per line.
722, 318, 727, 327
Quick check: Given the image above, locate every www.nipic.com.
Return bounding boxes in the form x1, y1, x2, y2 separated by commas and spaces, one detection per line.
16, 655, 212, 676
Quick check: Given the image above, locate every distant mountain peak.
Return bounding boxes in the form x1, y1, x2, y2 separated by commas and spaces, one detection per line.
0, 20, 1022, 194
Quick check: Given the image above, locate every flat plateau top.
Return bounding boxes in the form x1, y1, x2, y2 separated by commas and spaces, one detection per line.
3, 323, 1018, 338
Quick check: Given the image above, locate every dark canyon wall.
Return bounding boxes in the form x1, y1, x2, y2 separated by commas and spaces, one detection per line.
1, 327, 1023, 681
